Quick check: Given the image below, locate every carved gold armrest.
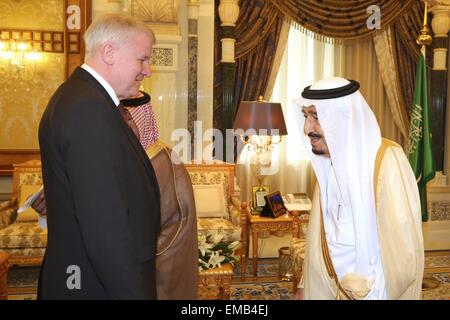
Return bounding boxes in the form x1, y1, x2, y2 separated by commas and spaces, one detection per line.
0, 197, 16, 211
0, 198, 18, 228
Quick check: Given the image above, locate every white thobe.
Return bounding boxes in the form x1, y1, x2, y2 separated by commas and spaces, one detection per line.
324, 165, 387, 299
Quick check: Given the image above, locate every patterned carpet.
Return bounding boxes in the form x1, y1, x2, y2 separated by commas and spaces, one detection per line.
6, 251, 450, 300
232, 281, 293, 300
422, 251, 450, 300
230, 258, 293, 300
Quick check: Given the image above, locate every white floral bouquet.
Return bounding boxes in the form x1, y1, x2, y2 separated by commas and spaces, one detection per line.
198, 230, 240, 271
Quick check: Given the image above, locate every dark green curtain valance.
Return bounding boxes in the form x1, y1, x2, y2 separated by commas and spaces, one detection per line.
267, 0, 414, 40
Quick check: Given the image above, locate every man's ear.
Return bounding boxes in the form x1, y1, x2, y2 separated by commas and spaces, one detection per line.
99, 42, 115, 65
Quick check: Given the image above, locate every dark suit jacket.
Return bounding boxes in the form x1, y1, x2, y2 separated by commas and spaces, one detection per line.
38, 67, 160, 299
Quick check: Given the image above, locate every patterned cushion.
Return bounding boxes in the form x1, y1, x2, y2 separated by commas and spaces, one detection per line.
188, 171, 230, 220
193, 184, 227, 218
0, 222, 47, 249
298, 214, 309, 238
197, 218, 241, 242
0, 200, 15, 211
0, 247, 46, 257
291, 238, 307, 284
19, 172, 42, 187
0, 208, 16, 228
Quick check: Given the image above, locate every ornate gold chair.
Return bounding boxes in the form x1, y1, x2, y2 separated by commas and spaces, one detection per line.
185, 161, 247, 299
290, 213, 309, 290
185, 161, 247, 246
0, 160, 46, 266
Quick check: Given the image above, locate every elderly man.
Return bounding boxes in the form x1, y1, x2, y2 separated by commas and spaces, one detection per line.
34, 90, 198, 300
294, 77, 424, 300
38, 14, 160, 299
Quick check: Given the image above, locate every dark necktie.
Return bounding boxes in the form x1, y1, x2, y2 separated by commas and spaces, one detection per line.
118, 102, 140, 140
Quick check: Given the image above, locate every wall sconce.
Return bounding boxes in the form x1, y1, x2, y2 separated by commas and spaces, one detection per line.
0, 35, 42, 79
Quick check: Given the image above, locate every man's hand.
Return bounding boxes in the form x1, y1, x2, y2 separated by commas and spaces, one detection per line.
30, 191, 46, 215
293, 288, 304, 300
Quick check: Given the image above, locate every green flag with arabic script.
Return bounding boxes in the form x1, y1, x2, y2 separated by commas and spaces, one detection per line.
407, 53, 435, 222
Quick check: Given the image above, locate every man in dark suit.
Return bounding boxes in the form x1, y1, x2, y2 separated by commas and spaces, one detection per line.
37, 14, 160, 299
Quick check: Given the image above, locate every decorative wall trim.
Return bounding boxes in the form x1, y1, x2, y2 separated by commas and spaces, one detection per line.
430, 201, 450, 221
152, 47, 174, 67
131, 0, 178, 23
68, 32, 80, 53
0, 150, 40, 177
0, 29, 64, 53
150, 43, 179, 72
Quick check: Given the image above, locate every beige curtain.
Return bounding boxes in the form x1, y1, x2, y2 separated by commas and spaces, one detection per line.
373, 26, 410, 141
334, 37, 405, 146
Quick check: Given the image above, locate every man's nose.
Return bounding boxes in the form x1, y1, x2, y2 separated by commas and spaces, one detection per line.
142, 63, 151, 77
304, 117, 314, 135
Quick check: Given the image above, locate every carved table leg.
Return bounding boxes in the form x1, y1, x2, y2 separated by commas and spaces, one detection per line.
252, 228, 258, 277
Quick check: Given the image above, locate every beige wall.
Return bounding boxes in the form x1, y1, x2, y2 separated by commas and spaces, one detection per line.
0, 0, 65, 149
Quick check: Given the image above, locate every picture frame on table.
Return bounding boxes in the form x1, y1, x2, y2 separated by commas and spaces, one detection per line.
252, 185, 270, 212
261, 191, 287, 218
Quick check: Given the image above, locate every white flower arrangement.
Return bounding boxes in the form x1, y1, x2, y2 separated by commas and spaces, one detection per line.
198, 230, 240, 271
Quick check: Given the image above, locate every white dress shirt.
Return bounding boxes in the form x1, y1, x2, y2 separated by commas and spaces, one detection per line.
81, 63, 120, 107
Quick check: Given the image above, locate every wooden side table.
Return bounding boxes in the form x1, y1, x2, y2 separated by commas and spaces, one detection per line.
198, 263, 233, 300
0, 252, 11, 300
242, 211, 308, 278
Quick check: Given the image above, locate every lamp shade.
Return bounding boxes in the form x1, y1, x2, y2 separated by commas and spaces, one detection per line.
233, 100, 288, 135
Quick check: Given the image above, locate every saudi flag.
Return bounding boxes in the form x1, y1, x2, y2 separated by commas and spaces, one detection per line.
406, 52, 435, 222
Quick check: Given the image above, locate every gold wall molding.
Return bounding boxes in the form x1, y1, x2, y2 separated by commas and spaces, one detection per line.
430, 201, 450, 221
131, 0, 178, 23
0, 29, 64, 53
151, 47, 174, 67
131, 0, 180, 36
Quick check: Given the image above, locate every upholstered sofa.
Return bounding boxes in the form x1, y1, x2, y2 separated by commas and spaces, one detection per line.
0, 160, 46, 266
0, 160, 247, 269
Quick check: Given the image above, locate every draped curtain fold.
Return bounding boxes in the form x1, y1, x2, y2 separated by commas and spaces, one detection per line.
264, 19, 291, 100
394, 0, 425, 62
394, 24, 418, 114
267, 0, 414, 40
373, 26, 410, 141
393, 0, 429, 114
233, 0, 284, 110
213, 0, 284, 131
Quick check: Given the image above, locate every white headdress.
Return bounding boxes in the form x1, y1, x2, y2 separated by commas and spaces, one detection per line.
293, 77, 382, 277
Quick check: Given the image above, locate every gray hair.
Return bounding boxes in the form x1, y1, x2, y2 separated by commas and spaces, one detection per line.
84, 14, 155, 60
